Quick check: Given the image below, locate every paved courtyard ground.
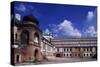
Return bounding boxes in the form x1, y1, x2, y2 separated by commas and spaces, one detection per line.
35, 56, 97, 64
16, 56, 97, 65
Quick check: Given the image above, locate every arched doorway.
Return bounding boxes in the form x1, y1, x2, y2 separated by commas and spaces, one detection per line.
34, 49, 39, 61
56, 53, 61, 57
20, 30, 29, 45
15, 54, 21, 63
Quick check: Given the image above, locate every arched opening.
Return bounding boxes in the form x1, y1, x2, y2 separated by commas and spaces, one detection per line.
16, 54, 21, 63
34, 49, 39, 61
56, 53, 61, 57
15, 33, 17, 41
20, 30, 29, 45
34, 33, 39, 43
16, 55, 19, 63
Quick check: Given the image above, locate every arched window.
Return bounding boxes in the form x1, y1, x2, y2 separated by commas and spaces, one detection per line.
20, 30, 29, 45
15, 33, 17, 41
34, 33, 39, 43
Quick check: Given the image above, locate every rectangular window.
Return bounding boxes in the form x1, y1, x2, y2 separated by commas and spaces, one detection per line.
90, 48, 92, 51
84, 54, 85, 56
90, 54, 92, 56
87, 48, 88, 51
57, 48, 59, 52
66, 54, 68, 56
70, 48, 72, 51
68, 48, 70, 51
70, 54, 72, 56
84, 48, 85, 51
64, 48, 66, 52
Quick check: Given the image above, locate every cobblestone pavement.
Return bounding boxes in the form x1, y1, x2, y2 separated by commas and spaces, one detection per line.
16, 57, 97, 65
35, 57, 97, 64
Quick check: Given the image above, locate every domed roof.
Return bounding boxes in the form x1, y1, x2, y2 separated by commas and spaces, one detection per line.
23, 15, 39, 25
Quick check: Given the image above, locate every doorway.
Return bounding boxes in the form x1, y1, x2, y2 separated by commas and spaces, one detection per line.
56, 53, 61, 57
34, 49, 39, 61
16, 54, 21, 63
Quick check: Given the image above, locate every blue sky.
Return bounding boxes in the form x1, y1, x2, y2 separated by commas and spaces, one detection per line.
13, 1, 97, 38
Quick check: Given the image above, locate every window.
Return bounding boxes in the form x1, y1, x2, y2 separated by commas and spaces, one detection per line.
87, 48, 88, 51
64, 48, 66, 52
16, 54, 21, 63
57, 48, 59, 52
90, 48, 92, 51
84, 48, 85, 51
90, 54, 92, 56
66, 54, 68, 56
34, 33, 39, 43
66, 48, 68, 52
84, 54, 85, 56
34, 36, 38, 43
21, 30, 29, 45
86, 53, 88, 57
16, 55, 19, 62
75, 54, 77, 56
15, 33, 17, 41
70, 54, 72, 56
70, 48, 72, 51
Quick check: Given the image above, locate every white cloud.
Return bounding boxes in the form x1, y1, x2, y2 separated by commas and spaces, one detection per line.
87, 11, 94, 21
84, 26, 97, 37
58, 20, 82, 37
50, 19, 82, 37
49, 10, 97, 38
15, 13, 21, 21
15, 4, 26, 12
84, 10, 97, 37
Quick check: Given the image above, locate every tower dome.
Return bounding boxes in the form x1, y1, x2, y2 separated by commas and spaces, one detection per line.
23, 15, 39, 25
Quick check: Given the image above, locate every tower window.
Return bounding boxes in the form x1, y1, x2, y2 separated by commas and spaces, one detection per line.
34, 33, 39, 43
20, 30, 29, 45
